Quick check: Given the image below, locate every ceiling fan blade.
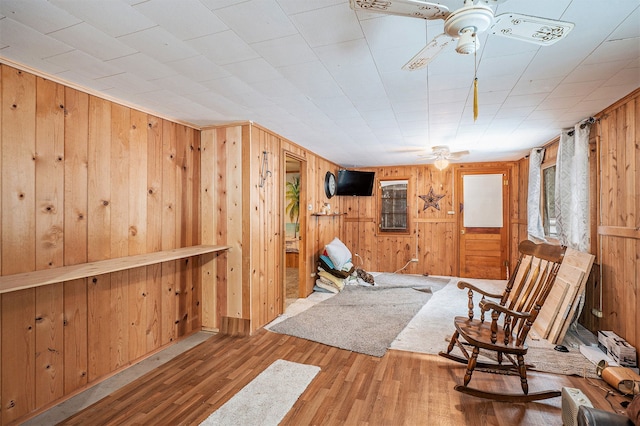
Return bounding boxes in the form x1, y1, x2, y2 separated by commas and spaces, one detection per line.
448, 150, 470, 159
349, 0, 449, 20
402, 33, 455, 71
491, 13, 574, 46
478, 0, 509, 5
391, 146, 427, 153
417, 153, 438, 159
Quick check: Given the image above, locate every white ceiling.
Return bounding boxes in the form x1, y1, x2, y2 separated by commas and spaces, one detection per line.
1, 0, 639, 167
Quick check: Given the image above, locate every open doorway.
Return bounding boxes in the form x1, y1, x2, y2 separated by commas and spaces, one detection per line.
284, 153, 305, 310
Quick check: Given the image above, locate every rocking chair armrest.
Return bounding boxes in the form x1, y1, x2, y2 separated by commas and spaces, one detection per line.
479, 299, 531, 320
457, 280, 503, 299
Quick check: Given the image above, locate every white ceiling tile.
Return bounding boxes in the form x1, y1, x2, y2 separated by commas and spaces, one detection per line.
166, 55, 231, 82
608, 6, 640, 40
223, 58, 281, 83
106, 53, 177, 80
54, 70, 116, 91
583, 38, 640, 65
49, 22, 137, 61
290, 3, 362, 48
605, 67, 640, 87
495, 106, 535, 119
187, 30, 260, 65
49, 0, 156, 37
562, 60, 631, 84
277, 0, 344, 16
510, 77, 562, 96
278, 61, 344, 99
478, 51, 537, 79
585, 84, 638, 103
199, 0, 248, 10
548, 80, 602, 98
152, 74, 210, 95
134, 0, 228, 40
0, 17, 72, 58
502, 93, 548, 109
97, 72, 160, 95
214, 0, 298, 44
201, 75, 255, 99
251, 34, 317, 67
360, 14, 427, 53
0, 0, 81, 34
46, 50, 123, 79
314, 96, 361, 119
118, 26, 199, 63
0, 50, 67, 75
535, 95, 583, 110
252, 78, 301, 98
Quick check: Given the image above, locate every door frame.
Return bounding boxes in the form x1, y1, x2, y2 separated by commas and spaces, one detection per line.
455, 165, 511, 279
282, 151, 307, 311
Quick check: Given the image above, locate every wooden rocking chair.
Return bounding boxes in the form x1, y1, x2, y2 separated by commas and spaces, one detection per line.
439, 240, 566, 402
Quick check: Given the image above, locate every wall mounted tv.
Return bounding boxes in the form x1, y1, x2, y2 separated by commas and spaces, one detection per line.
336, 170, 375, 196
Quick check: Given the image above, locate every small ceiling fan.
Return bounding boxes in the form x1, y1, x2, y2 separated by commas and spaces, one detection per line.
350, 0, 574, 120
419, 146, 470, 169
349, 0, 574, 71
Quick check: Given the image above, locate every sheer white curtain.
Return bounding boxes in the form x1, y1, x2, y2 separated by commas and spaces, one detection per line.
527, 148, 546, 241
555, 123, 590, 251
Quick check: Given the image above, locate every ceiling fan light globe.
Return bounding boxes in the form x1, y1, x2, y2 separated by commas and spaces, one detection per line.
434, 158, 449, 170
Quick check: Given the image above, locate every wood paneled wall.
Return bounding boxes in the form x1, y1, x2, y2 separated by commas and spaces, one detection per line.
585, 89, 639, 349
0, 64, 203, 424
339, 162, 519, 276
201, 124, 342, 334
514, 88, 639, 353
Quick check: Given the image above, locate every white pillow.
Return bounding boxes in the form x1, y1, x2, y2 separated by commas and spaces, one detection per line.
324, 237, 352, 270
315, 279, 339, 294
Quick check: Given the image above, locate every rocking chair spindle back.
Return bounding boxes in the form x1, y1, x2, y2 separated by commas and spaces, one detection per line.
439, 240, 566, 402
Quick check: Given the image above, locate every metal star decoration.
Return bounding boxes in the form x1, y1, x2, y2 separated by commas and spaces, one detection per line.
419, 186, 445, 211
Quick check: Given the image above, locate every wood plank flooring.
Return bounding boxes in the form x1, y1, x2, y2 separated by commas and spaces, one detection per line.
55, 329, 632, 426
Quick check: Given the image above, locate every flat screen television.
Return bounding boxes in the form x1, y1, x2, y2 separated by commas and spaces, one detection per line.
336, 170, 375, 196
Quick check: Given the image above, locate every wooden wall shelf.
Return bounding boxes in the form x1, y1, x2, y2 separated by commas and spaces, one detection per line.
0, 245, 230, 294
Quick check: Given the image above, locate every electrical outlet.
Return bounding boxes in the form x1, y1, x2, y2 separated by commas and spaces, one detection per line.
410, 258, 419, 262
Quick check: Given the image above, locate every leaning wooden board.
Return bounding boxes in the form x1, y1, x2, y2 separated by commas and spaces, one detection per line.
532, 247, 595, 342
549, 248, 596, 344
534, 274, 570, 339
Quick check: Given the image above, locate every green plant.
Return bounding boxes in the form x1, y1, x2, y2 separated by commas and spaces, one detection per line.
285, 176, 300, 236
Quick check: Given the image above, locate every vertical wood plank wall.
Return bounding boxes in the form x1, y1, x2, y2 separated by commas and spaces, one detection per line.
200, 124, 341, 334
587, 89, 639, 349
514, 88, 639, 352
340, 162, 518, 276
0, 65, 204, 424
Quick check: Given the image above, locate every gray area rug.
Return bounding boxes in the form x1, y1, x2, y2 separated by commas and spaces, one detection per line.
199, 359, 320, 426
392, 277, 599, 378
269, 277, 448, 357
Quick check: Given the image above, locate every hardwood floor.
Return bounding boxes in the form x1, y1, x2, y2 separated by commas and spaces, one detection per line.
57, 329, 630, 426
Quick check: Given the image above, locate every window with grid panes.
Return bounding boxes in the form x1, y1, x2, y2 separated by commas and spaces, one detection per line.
380, 180, 408, 233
